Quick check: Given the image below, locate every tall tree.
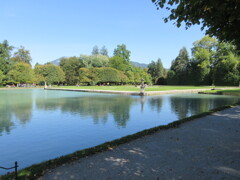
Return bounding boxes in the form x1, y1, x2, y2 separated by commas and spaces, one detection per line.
191, 36, 218, 85
34, 63, 45, 84
148, 58, 165, 84
0, 40, 13, 74
44, 63, 65, 85
12, 46, 32, 64
92, 45, 99, 55
60, 57, 84, 85
113, 44, 131, 62
7, 62, 34, 84
34, 63, 65, 85
152, 0, 240, 51
100, 46, 108, 56
214, 52, 240, 85
108, 56, 131, 72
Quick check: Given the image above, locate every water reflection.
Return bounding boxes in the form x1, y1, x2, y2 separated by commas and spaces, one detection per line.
0, 90, 33, 135
170, 94, 240, 119
36, 94, 135, 128
147, 96, 163, 113
0, 89, 240, 136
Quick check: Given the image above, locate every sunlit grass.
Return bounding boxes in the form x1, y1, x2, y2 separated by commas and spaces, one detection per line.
54, 85, 231, 92
203, 88, 240, 96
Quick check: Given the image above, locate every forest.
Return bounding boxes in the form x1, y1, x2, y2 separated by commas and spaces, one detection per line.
0, 36, 239, 86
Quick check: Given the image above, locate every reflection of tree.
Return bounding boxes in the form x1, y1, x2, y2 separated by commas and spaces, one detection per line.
0, 90, 33, 135
170, 95, 215, 119
170, 94, 240, 119
0, 113, 13, 135
36, 95, 135, 128
148, 96, 163, 113
9, 91, 33, 124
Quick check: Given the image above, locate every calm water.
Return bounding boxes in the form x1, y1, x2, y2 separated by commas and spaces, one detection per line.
0, 89, 239, 174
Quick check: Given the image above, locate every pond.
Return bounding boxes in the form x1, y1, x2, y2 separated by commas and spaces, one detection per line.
0, 89, 239, 174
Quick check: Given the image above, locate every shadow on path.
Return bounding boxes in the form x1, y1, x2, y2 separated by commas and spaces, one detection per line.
41, 106, 240, 180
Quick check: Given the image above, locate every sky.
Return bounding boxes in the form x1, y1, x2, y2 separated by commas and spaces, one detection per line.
0, 0, 206, 68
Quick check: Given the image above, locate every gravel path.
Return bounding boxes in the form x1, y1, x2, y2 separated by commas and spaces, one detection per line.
41, 106, 240, 180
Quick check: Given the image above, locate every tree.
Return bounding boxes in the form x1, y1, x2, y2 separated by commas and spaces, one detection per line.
148, 58, 165, 84
152, 0, 240, 51
79, 68, 97, 85
0, 40, 13, 74
169, 47, 190, 84
12, 46, 32, 64
34, 63, 65, 85
7, 62, 34, 84
60, 57, 84, 85
79, 67, 128, 85
108, 56, 131, 72
34, 63, 45, 84
96, 67, 122, 84
92, 45, 99, 55
100, 46, 108, 56
214, 52, 240, 85
0, 70, 4, 85
113, 44, 131, 62
191, 36, 218, 85
80, 54, 109, 68
166, 70, 176, 84
44, 63, 65, 85
191, 49, 211, 85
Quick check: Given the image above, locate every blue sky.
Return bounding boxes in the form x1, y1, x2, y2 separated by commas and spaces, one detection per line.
0, 0, 205, 68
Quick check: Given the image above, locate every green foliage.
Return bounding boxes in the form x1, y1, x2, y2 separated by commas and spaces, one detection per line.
167, 47, 190, 84
60, 57, 84, 85
79, 67, 128, 85
80, 54, 109, 68
12, 46, 32, 64
152, 0, 240, 51
166, 70, 176, 85
214, 53, 240, 85
148, 58, 165, 84
34, 63, 65, 85
167, 36, 240, 86
113, 44, 131, 62
96, 67, 122, 83
7, 62, 34, 83
131, 66, 152, 84
108, 56, 131, 71
0, 40, 13, 74
0, 70, 4, 84
34, 63, 46, 84
45, 63, 65, 85
108, 56, 152, 84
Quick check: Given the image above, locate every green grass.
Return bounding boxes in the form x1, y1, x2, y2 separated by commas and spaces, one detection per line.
1, 103, 239, 180
53, 85, 230, 92
203, 88, 240, 96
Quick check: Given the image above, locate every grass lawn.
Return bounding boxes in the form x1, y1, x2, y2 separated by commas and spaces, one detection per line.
53, 85, 232, 92
203, 88, 240, 96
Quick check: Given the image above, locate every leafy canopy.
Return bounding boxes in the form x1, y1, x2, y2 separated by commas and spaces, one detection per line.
152, 0, 240, 51
113, 44, 131, 62
12, 46, 32, 64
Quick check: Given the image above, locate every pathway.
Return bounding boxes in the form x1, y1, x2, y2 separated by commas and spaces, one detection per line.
40, 106, 240, 180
